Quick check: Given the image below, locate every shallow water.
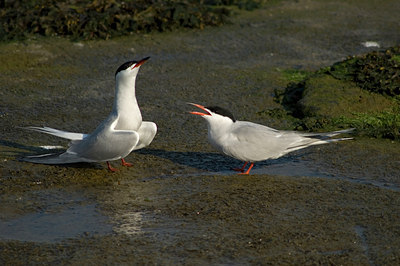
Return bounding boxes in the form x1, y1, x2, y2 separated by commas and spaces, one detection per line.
1, 0, 400, 264
0, 204, 111, 242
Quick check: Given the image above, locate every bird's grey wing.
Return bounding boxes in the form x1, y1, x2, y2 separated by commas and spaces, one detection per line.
225, 122, 286, 161
226, 122, 354, 161
25, 130, 140, 164
132, 121, 157, 151
67, 127, 140, 162
23, 126, 88, 140
23, 115, 140, 164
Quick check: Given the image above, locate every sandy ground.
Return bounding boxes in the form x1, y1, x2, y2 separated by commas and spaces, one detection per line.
1, 0, 400, 264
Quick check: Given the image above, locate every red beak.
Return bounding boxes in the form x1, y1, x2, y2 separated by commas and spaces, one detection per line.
188, 103, 211, 116
132, 57, 150, 69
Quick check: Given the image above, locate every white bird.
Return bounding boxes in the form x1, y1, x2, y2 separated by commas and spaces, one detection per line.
189, 103, 354, 175
22, 57, 157, 172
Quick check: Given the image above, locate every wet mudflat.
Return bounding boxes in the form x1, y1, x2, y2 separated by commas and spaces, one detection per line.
1, 0, 400, 264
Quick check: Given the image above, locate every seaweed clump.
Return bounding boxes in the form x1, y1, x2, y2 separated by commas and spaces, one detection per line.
273, 46, 400, 139
0, 0, 263, 41
328, 46, 400, 97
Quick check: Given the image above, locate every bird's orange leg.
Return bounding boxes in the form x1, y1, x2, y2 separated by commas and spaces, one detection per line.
238, 163, 254, 175
233, 162, 248, 172
121, 158, 133, 167
107, 161, 118, 172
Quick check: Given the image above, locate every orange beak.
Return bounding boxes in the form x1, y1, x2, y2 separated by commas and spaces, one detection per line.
132, 57, 150, 69
188, 103, 211, 116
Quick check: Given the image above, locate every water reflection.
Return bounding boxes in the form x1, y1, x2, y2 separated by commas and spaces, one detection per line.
0, 190, 112, 242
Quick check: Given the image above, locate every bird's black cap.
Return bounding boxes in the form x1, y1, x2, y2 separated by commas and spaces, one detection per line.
115, 57, 150, 77
207, 106, 236, 122
115, 61, 137, 76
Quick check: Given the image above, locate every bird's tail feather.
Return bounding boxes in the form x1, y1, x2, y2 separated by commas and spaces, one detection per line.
300, 128, 355, 139
286, 136, 353, 153
21, 152, 90, 165
23, 126, 87, 141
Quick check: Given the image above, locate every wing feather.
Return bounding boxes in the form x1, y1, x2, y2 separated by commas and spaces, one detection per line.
223, 122, 352, 162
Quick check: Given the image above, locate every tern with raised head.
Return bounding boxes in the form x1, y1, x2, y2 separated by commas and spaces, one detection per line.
189, 103, 353, 175
22, 57, 157, 172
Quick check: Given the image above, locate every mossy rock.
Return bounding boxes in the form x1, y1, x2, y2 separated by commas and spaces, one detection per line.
280, 73, 400, 138
275, 47, 400, 138
327, 46, 400, 97
299, 74, 395, 119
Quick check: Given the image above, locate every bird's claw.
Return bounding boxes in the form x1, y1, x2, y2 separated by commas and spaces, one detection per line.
121, 158, 133, 167
237, 172, 249, 175
107, 162, 118, 172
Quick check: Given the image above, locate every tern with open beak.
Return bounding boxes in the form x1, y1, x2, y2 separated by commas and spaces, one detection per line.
189, 103, 353, 175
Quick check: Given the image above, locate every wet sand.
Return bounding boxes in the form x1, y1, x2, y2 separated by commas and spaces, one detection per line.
1, 0, 400, 264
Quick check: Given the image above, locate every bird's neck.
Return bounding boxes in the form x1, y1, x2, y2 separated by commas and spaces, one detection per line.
207, 119, 233, 141
112, 77, 142, 130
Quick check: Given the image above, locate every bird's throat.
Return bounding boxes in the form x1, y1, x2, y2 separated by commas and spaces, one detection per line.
113, 81, 142, 130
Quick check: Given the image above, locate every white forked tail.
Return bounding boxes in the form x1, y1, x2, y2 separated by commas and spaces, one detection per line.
300, 128, 356, 139
286, 129, 355, 153
23, 126, 88, 140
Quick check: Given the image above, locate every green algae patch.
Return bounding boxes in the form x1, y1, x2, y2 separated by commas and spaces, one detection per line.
278, 68, 311, 84
328, 46, 400, 97
299, 75, 394, 118
332, 110, 400, 139
297, 75, 397, 124
275, 46, 400, 139
281, 73, 400, 137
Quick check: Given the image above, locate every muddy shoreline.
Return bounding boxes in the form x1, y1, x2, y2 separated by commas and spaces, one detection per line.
1, 0, 400, 264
